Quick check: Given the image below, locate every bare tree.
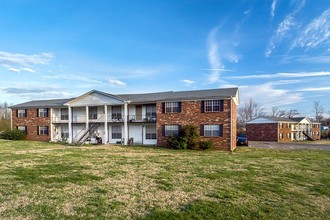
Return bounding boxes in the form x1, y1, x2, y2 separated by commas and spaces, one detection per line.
271, 106, 287, 117
312, 101, 324, 122
238, 98, 265, 123
286, 109, 299, 118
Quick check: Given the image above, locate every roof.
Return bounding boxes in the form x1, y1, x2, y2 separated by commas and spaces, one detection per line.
247, 116, 296, 124
10, 98, 74, 109
10, 87, 238, 108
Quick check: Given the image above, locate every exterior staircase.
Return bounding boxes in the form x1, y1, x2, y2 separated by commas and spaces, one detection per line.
73, 116, 103, 145
302, 131, 313, 141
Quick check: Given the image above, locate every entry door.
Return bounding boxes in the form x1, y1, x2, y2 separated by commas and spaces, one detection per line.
136, 105, 142, 121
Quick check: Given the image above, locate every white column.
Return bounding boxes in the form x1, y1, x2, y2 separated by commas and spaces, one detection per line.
68, 106, 72, 143
50, 108, 54, 142
104, 105, 108, 144
86, 106, 89, 129
124, 102, 129, 145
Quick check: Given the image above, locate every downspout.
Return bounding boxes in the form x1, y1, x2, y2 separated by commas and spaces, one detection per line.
10, 109, 13, 131
230, 96, 233, 152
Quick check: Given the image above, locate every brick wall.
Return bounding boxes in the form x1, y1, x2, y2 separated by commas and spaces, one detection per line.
311, 124, 321, 140
231, 99, 237, 150
278, 123, 293, 142
156, 99, 234, 151
246, 123, 278, 142
12, 108, 51, 141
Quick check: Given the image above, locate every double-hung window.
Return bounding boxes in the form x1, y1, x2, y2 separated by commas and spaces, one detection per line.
112, 125, 122, 139
112, 106, 122, 120
201, 125, 223, 137
17, 126, 27, 134
18, 109, 27, 117
38, 108, 48, 117
146, 104, 156, 119
164, 102, 181, 113
61, 108, 69, 120
204, 100, 223, 112
164, 125, 179, 136
38, 126, 49, 135
146, 125, 156, 139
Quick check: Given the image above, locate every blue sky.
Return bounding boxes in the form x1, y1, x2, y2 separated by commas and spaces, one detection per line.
0, 0, 329, 116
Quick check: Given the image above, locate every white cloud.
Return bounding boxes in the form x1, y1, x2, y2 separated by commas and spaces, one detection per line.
266, 0, 306, 56
0, 51, 53, 73
239, 82, 304, 108
207, 26, 224, 83
229, 71, 330, 79
181, 79, 196, 86
108, 78, 126, 87
291, 8, 330, 50
297, 87, 330, 92
42, 74, 102, 84
271, 0, 277, 17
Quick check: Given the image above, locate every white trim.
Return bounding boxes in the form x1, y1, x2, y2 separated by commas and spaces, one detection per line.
104, 105, 108, 144
68, 106, 72, 143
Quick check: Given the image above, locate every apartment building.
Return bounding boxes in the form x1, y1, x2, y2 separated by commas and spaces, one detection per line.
246, 117, 321, 142
11, 88, 239, 151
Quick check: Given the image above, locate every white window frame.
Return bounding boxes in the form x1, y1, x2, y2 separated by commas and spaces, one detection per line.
165, 125, 179, 136
146, 125, 156, 139
38, 108, 48, 117
205, 100, 221, 112
165, 102, 180, 113
18, 109, 27, 117
39, 126, 48, 135
111, 125, 122, 139
204, 125, 220, 137
112, 106, 122, 120
17, 126, 27, 134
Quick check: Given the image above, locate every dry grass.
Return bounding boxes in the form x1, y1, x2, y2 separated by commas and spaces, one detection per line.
0, 140, 329, 219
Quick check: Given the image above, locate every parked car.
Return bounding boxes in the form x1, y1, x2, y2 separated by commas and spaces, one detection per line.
237, 136, 249, 146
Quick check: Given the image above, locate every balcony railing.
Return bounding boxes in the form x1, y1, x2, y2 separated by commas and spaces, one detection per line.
127, 115, 157, 123
52, 114, 157, 123
52, 116, 69, 123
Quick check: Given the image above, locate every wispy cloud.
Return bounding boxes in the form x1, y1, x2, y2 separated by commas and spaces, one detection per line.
271, 0, 277, 17
239, 82, 304, 109
181, 79, 196, 86
297, 87, 330, 92
266, 0, 306, 57
291, 8, 330, 50
42, 74, 102, 84
229, 71, 330, 79
108, 78, 126, 87
3, 88, 46, 94
282, 55, 330, 64
0, 51, 53, 73
207, 26, 224, 83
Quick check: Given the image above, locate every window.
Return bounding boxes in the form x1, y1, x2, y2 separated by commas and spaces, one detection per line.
204, 100, 223, 112
38, 126, 48, 135
279, 133, 283, 139
17, 109, 27, 117
112, 125, 122, 139
164, 102, 181, 113
61, 125, 69, 139
287, 133, 290, 138
279, 123, 283, 128
164, 125, 179, 136
38, 108, 48, 117
112, 106, 122, 120
17, 126, 27, 134
203, 125, 222, 137
61, 108, 69, 120
89, 107, 98, 120
146, 125, 156, 139
146, 104, 156, 119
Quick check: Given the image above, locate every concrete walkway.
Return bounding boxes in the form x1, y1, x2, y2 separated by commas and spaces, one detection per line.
248, 141, 330, 151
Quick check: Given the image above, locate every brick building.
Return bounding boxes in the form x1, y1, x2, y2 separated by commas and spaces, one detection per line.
11, 88, 239, 151
246, 117, 321, 142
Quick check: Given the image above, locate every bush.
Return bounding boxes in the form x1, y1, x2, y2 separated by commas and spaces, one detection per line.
0, 129, 26, 140
168, 135, 188, 150
183, 125, 199, 149
199, 140, 213, 150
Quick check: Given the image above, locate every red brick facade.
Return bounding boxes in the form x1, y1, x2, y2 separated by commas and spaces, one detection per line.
246, 123, 278, 141
12, 108, 51, 141
156, 99, 236, 151
278, 123, 293, 142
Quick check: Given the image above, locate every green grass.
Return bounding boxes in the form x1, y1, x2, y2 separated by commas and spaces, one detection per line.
0, 140, 329, 219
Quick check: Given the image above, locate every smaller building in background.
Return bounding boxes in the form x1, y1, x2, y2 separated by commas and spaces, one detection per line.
246, 117, 321, 142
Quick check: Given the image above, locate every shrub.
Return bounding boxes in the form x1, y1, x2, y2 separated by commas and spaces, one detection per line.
0, 129, 26, 140
168, 135, 188, 150
183, 125, 199, 149
199, 140, 213, 150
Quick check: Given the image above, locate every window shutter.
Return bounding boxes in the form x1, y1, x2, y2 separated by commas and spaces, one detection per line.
220, 100, 224, 112
178, 102, 182, 112
46, 108, 49, 117
37, 126, 39, 135
162, 103, 165, 113
201, 101, 205, 113
36, 108, 39, 117
46, 126, 49, 135
25, 126, 28, 134
219, 124, 223, 136
162, 125, 165, 136
16, 109, 18, 117
25, 109, 27, 117
200, 125, 204, 136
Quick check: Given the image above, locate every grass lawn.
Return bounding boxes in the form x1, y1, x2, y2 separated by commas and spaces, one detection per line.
0, 140, 329, 219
